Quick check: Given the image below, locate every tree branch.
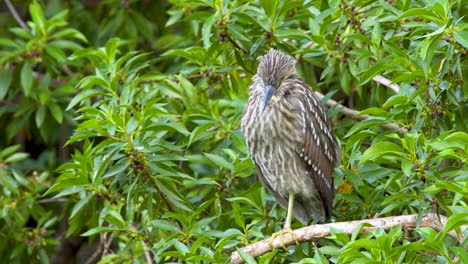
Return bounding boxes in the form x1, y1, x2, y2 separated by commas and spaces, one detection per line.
142, 239, 154, 264
85, 235, 104, 264
231, 213, 466, 264
4, 0, 30, 32
372, 75, 400, 93
314, 91, 407, 134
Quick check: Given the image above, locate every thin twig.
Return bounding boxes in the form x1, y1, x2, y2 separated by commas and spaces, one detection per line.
438, 59, 446, 74
37, 198, 68, 204
62, 64, 74, 76
231, 213, 466, 264
4, 0, 30, 32
315, 91, 407, 134
102, 233, 115, 256
142, 238, 154, 264
372, 75, 400, 93
85, 234, 104, 264
153, 181, 175, 212
226, 34, 247, 53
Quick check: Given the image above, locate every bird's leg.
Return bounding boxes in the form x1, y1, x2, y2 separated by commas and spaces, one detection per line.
284, 190, 294, 230
269, 191, 299, 250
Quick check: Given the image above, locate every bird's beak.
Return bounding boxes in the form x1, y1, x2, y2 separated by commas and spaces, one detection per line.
262, 85, 275, 112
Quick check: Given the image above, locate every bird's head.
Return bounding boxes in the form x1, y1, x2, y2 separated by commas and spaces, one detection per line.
256, 50, 297, 112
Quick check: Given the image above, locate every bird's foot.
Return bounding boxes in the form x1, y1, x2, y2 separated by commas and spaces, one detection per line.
268, 227, 299, 251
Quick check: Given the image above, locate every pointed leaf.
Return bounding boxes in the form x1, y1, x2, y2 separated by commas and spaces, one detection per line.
21, 62, 33, 96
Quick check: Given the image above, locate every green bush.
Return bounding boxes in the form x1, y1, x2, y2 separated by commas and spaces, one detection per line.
0, 0, 466, 263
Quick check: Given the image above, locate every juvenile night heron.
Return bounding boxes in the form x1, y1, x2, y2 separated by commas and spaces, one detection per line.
241, 50, 341, 239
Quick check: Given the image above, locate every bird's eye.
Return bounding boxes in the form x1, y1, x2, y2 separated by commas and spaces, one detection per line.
284, 90, 291, 96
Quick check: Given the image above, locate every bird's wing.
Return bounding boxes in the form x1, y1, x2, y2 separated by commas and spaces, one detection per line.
292, 81, 341, 219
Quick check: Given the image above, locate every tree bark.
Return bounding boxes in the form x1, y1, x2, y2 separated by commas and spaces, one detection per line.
231, 213, 466, 264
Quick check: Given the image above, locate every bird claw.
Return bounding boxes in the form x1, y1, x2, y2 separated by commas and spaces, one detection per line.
268, 227, 299, 251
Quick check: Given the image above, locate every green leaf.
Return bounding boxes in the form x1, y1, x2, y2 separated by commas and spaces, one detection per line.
151, 220, 180, 233
260, 0, 277, 18
0, 65, 12, 100
398, 8, 444, 25
50, 28, 88, 42
359, 58, 398, 84
345, 118, 388, 137
356, 107, 387, 117
451, 246, 468, 264
454, 31, 468, 49
0, 145, 20, 159
70, 193, 93, 219
103, 208, 126, 227
29, 0, 46, 35
202, 14, 215, 49
21, 62, 33, 96
44, 177, 87, 196
126, 117, 139, 133
81, 226, 125, 237
382, 95, 408, 108
4, 153, 29, 163
232, 202, 245, 228
156, 178, 193, 212
173, 240, 190, 254
48, 103, 63, 123
360, 142, 406, 164
438, 213, 468, 240
204, 153, 234, 170
35, 106, 46, 128
67, 90, 103, 110
237, 248, 258, 264
275, 29, 311, 40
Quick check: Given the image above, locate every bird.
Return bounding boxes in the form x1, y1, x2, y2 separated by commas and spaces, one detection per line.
241, 49, 341, 241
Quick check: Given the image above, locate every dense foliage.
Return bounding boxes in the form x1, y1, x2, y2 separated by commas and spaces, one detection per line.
0, 0, 467, 263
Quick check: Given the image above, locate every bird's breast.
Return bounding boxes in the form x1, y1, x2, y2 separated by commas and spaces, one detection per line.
245, 103, 310, 196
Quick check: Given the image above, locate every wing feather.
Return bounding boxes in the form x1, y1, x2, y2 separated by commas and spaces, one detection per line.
293, 81, 340, 219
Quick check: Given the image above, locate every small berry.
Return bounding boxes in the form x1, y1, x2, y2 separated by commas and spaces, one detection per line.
134, 163, 141, 170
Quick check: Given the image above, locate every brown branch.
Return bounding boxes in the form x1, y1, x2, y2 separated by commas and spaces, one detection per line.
85, 235, 104, 264
62, 64, 74, 76
372, 75, 400, 93
142, 238, 154, 264
231, 213, 466, 264
37, 198, 68, 204
314, 91, 407, 134
102, 233, 115, 255
4, 0, 30, 32
226, 34, 247, 53
153, 181, 175, 213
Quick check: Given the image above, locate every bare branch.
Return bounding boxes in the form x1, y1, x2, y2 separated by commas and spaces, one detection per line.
85, 234, 104, 264
231, 213, 466, 264
142, 239, 154, 264
4, 0, 30, 32
37, 198, 68, 204
314, 91, 407, 134
102, 233, 115, 256
372, 75, 400, 93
